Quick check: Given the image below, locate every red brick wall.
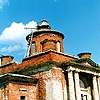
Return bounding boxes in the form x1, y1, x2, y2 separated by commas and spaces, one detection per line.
0, 51, 75, 74
2, 83, 39, 100
42, 41, 56, 51
30, 33, 64, 55
32, 67, 67, 100
78, 53, 91, 59
1, 56, 13, 65
79, 54, 91, 58
0, 67, 67, 100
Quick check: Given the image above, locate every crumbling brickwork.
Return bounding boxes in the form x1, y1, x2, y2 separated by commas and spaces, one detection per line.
0, 20, 100, 100
30, 33, 64, 55
0, 83, 39, 100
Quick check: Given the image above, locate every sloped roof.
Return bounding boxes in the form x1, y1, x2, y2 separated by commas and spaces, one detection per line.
0, 73, 38, 86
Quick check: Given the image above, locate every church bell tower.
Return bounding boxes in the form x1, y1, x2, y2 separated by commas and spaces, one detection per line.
26, 20, 64, 56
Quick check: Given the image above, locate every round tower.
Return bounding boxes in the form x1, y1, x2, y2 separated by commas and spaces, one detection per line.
26, 20, 64, 56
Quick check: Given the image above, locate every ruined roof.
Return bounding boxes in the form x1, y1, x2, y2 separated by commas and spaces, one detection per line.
61, 58, 100, 72
0, 73, 38, 85
71, 58, 99, 68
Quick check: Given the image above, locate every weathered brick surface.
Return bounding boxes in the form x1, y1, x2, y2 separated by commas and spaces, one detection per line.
78, 52, 91, 58
0, 62, 17, 74
30, 33, 64, 54
0, 86, 5, 100
0, 83, 39, 100
0, 51, 75, 74
0, 20, 100, 100
0, 21, 100, 100
42, 41, 56, 51
0, 66, 67, 100
32, 67, 67, 100
43, 67, 67, 100
1, 56, 13, 65
50, 52, 75, 62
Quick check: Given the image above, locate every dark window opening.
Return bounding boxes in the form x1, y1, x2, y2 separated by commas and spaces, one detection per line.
20, 96, 25, 100
81, 94, 87, 100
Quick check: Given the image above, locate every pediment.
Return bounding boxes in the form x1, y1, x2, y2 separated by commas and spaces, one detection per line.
71, 58, 99, 68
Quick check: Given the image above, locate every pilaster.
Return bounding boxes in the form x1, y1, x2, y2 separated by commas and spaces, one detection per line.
97, 76, 100, 100
93, 75, 99, 100
74, 71, 81, 100
68, 68, 75, 100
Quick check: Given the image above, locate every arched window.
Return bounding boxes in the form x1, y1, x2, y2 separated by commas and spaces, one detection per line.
32, 42, 36, 54
79, 78, 89, 100
57, 41, 60, 52
79, 79, 85, 88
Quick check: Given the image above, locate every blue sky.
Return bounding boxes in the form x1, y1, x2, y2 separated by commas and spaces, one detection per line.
0, 0, 100, 64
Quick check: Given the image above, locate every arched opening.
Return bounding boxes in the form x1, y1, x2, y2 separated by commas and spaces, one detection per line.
79, 79, 88, 100
79, 79, 86, 88
31, 41, 36, 54
41, 39, 57, 52
79, 74, 92, 100
57, 41, 60, 52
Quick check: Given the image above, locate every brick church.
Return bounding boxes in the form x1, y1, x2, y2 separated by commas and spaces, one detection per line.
0, 20, 100, 100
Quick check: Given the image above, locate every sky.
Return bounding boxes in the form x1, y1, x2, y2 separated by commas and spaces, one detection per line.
0, 0, 100, 64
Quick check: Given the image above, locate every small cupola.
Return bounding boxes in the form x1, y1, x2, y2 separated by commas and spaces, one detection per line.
25, 20, 64, 57
37, 20, 51, 30
77, 52, 91, 59
0, 55, 14, 65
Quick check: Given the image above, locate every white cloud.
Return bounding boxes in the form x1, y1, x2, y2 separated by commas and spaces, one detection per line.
0, 0, 9, 9
0, 21, 37, 45
0, 44, 21, 52
0, 20, 37, 53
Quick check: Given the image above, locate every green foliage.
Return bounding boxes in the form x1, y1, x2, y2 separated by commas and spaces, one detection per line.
13, 60, 61, 75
